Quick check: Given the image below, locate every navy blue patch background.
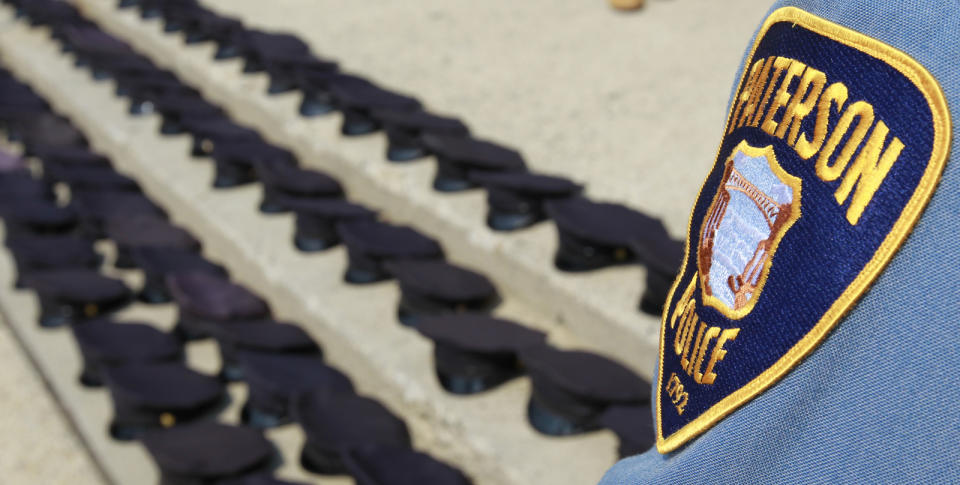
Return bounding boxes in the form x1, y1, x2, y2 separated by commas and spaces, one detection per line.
660, 21, 935, 439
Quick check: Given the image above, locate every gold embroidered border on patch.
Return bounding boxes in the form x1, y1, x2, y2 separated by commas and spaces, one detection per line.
655, 6, 951, 453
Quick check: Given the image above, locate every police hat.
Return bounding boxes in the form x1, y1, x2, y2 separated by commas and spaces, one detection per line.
471, 171, 583, 231
22, 269, 132, 327
328, 78, 421, 136
105, 215, 200, 268
6, 234, 100, 287
519, 346, 649, 436
384, 260, 500, 326
237, 351, 354, 428
239, 30, 311, 73
255, 163, 343, 214
71, 320, 183, 387
342, 445, 472, 485
102, 362, 224, 440
122, 76, 197, 116
17, 115, 87, 155
295, 391, 411, 475
193, 14, 246, 59
158, 0, 203, 34
270, 55, 339, 96
178, 117, 261, 158
414, 314, 546, 394
632, 234, 684, 316
283, 198, 377, 252
209, 321, 320, 382
545, 196, 669, 272
208, 139, 286, 189
295, 72, 366, 117
421, 135, 526, 192
72, 190, 166, 239
142, 422, 275, 484
337, 220, 444, 284
370, 109, 470, 162
256, 41, 337, 95
130, 247, 227, 304
62, 26, 130, 57
596, 404, 655, 458
167, 272, 271, 341
0, 200, 77, 238
30, 145, 111, 168
0, 172, 52, 202
43, 164, 140, 192
149, 93, 224, 135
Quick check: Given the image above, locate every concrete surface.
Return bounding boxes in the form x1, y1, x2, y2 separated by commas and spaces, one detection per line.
63, 0, 781, 380
0, 281, 106, 485
0, 13, 621, 485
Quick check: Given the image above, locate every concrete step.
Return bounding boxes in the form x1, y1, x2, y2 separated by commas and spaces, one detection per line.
0, 10, 620, 485
72, 0, 671, 379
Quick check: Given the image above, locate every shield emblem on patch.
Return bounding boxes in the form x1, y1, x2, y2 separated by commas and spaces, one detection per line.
697, 141, 801, 318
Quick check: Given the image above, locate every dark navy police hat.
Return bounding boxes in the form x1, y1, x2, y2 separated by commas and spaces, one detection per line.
421, 135, 526, 192
179, 117, 260, 158
519, 346, 649, 436
545, 196, 670, 272
166, 272, 271, 341
22, 269, 132, 327
6, 234, 100, 287
142, 422, 275, 484
72, 190, 166, 239
328, 78, 421, 136
337, 220, 444, 284
471, 171, 583, 231
597, 404, 655, 458
30, 144, 110, 167
237, 351, 354, 428
370, 109, 469, 162
295, 72, 365, 117
296, 391, 411, 475
385, 260, 500, 326
255, 163, 342, 214
130, 247, 227, 304
208, 139, 285, 189
632, 234, 684, 316
415, 314, 546, 394
210, 321, 320, 382
0, 200, 78, 237
284, 198, 376, 252
71, 320, 182, 387
0, 171, 52, 201
104, 215, 200, 269
43, 164, 140, 192
102, 362, 225, 440
343, 445, 473, 485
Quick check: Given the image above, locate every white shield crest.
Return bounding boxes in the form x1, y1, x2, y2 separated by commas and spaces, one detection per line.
697, 141, 802, 318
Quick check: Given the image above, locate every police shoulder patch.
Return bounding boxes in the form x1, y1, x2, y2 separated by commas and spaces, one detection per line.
656, 6, 950, 452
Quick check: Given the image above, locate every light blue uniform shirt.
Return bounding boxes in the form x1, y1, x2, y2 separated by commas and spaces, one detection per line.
601, 1, 960, 483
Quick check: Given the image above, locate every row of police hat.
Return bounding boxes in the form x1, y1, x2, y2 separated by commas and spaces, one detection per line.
12, 0, 657, 459
109, 0, 685, 317
0, 70, 473, 484
82, 8, 658, 453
